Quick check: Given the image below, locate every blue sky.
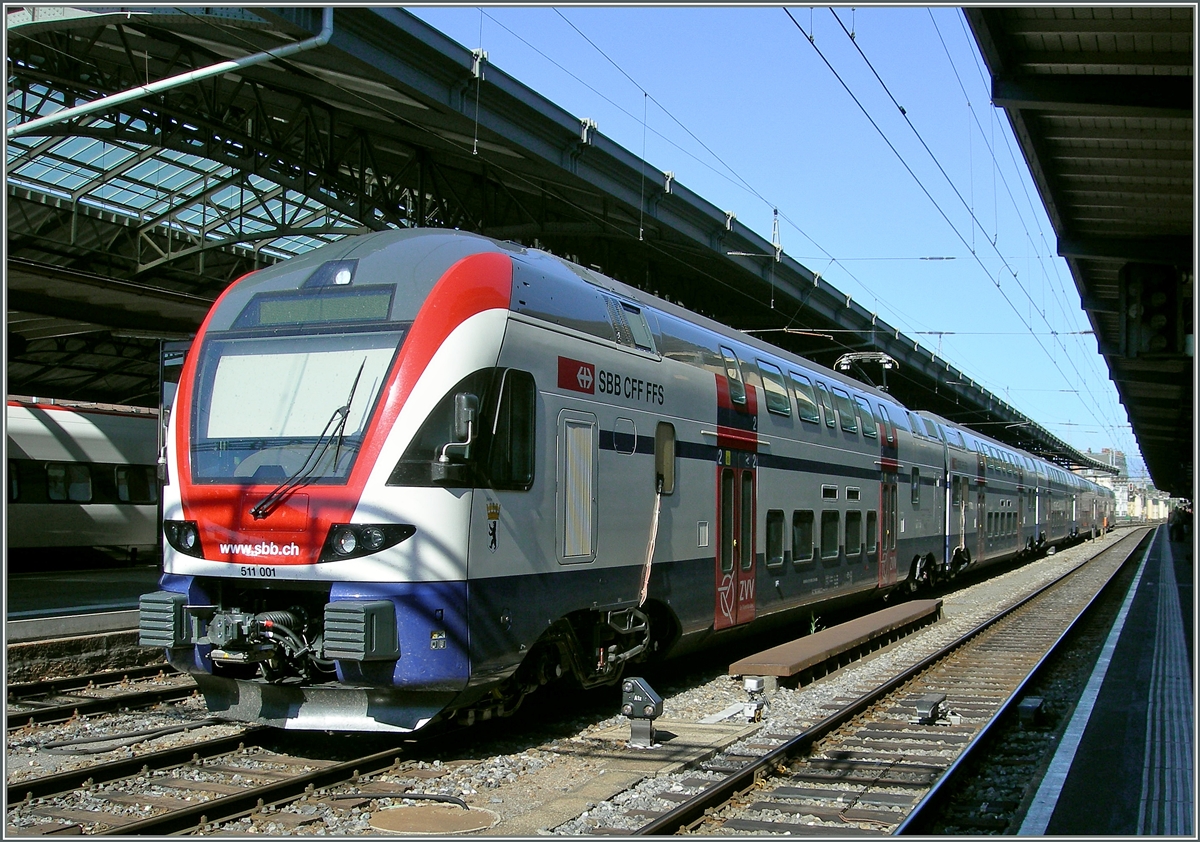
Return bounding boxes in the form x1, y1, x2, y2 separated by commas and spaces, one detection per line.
408, 6, 1146, 479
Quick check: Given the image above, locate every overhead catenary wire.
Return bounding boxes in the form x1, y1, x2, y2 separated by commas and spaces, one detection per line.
143, 8, 1130, 460
941, 13, 1131, 453
800, 7, 1128, 450
550, 8, 943, 342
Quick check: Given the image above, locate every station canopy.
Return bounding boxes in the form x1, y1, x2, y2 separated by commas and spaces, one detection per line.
8, 6, 1155, 481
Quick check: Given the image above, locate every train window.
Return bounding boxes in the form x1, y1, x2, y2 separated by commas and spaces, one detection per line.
845, 510, 863, 559
621, 301, 657, 352
792, 510, 814, 564
789, 372, 820, 424
389, 369, 494, 487
854, 396, 878, 438
613, 418, 636, 455
951, 476, 963, 506
485, 369, 536, 490
766, 510, 785, 567
866, 510, 877, 556
740, 471, 754, 570
822, 485, 838, 501
911, 468, 921, 505
820, 511, 840, 560
8, 461, 17, 503
655, 422, 676, 495
116, 466, 158, 504
922, 417, 941, 440
814, 382, 836, 428
875, 403, 895, 444
757, 360, 791, 416
847, 487, 860, 501
831, 388, 858, 434
719, 346, 746, 405
47, 463, 91, 502
194, 328, 402, 482
906, 412, 922, 438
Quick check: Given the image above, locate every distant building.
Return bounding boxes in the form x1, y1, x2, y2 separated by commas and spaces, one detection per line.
1080, 448, 1174, 523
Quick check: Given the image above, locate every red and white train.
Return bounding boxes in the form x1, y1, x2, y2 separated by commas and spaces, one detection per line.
139, 228, 1114, 731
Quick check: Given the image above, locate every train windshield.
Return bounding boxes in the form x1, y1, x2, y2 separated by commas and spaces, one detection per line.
189, 327, 405, 483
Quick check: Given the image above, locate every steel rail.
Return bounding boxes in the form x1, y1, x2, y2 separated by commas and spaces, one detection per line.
7, 684, 200, 731
7, 729, 267, 803
634, 527, 1152, 835
895, 527, 1155, 834
94, 743, 418, 835
8, 664, 177, 701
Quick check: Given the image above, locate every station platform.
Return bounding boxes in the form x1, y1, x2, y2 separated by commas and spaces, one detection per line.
6, 564, 160, 641
1019, 525, 1194, 835
7, 563, 160, 618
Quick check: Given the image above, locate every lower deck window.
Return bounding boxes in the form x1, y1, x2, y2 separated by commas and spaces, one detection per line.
845, 510, 862, 557
792, 510, 814, 563
766, 509, 785, 567
47, 463, 91, 502
821, 511, 840, 559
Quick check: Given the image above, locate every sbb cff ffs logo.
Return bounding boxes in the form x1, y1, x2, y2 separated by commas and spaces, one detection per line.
557, 356, 666, 405
558, 356, 595, 394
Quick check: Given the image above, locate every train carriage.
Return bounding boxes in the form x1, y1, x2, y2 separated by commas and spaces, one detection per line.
7, 397, 159, 564
139, 228, 1112, 732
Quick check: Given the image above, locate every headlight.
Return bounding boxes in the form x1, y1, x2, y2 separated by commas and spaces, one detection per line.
333, 527, 358, 556
319, 523, 415, 563
164, 519, 205, 558
362, 526, 385, 551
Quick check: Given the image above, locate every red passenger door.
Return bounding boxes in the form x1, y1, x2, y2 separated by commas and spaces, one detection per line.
715, 461, 756, 630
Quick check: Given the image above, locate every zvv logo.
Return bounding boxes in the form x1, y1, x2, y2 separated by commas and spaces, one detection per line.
557, 356, 595, 394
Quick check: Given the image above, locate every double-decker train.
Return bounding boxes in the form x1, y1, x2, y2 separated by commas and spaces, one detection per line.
139, 229, 1114, 732
7, 396, 160, 567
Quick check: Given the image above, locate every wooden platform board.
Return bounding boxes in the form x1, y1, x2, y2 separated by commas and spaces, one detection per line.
728, 599, 942, 678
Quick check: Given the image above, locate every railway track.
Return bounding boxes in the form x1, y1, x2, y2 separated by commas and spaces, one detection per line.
5, 529, 1144, 836
629, 527, 1151, 835
7, 668, 197, 732
5, 720, 496, 835
8, 665, 176, 703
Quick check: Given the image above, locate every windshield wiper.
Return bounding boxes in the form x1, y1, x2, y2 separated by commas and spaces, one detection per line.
249, 359, 367, 521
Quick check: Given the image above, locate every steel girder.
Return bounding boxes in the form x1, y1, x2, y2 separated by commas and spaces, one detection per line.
4, 8, 1115, 473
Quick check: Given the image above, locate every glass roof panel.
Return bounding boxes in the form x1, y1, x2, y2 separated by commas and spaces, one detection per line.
8, 82, 367, 263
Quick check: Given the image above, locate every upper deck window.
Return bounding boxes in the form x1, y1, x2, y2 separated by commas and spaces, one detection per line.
719, 346, 746, 405
790, 372, 820, 424
854, 396, 878, 438
757, 360, 791, 416
814, 382, 836, 428
875, 403, 896, 445
831, 387, 858, 434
